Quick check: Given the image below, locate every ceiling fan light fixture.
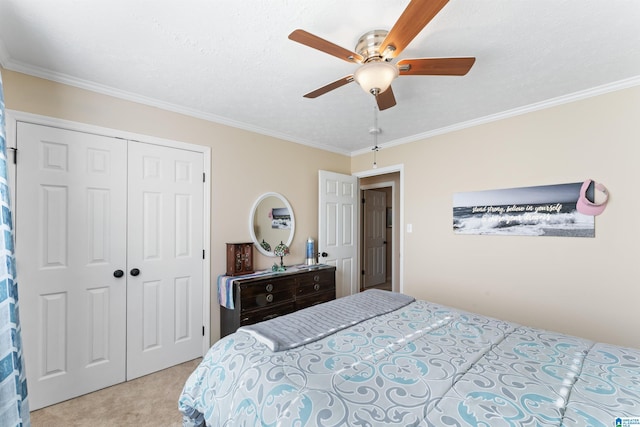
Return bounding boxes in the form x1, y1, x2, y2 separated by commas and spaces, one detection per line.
354, 61, 398, 95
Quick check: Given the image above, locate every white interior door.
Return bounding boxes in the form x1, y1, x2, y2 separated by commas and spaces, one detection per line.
17, 123, 127, 410
363, 189, 386, 288
126, 141, 204, 380
318, 170, 358, 298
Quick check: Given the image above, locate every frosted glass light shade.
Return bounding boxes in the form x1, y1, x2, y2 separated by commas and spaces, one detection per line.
354, 61, 398, 95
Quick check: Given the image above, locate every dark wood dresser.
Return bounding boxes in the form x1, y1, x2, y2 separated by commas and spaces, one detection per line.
220, 265, 336, 337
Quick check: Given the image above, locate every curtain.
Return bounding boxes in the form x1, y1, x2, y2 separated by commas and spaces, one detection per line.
0, 71, 30, 425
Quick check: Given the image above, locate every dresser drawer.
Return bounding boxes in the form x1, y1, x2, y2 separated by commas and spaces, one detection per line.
297, 270, 335, 297
239, 277, 295, 311
240, 303, 296, 325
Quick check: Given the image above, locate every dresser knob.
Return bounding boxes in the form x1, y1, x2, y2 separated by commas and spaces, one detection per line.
266, 294, 273, 303
314, 283, 320, 291
266, 284, 273, 292
313, 274, 320, 282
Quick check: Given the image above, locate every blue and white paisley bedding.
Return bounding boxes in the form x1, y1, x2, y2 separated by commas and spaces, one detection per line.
178, 294, 640, 426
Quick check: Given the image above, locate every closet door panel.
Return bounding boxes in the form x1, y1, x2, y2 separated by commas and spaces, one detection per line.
126, 141, 204, 380
17, 123, 127, 410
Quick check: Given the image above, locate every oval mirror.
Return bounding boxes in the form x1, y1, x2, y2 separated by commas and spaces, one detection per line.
249, 192, 295, 257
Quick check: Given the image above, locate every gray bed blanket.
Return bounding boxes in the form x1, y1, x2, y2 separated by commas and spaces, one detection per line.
238, 289, 415, 351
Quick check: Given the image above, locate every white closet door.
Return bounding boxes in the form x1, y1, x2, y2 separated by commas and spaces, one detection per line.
126, 141, 204, 380
17, 123, 127, 410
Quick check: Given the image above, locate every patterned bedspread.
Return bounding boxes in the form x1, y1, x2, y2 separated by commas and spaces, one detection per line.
178, 294, 640, 426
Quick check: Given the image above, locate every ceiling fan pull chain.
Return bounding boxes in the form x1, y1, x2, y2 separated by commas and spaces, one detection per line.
371, 103, 381, 169
373, 103, 378, 134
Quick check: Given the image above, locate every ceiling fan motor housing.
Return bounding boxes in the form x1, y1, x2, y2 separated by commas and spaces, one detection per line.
355, 29, 390, 62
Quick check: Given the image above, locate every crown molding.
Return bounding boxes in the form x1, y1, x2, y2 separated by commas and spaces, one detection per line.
1, 58, 351, 156
350, 75, 640, 157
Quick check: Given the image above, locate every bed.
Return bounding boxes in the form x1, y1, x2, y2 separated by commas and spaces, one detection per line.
179, 289, 640, 426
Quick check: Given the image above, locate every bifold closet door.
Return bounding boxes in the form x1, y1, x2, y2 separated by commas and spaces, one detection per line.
126, 141, 204, 380
17, 124, 206, 409
17, 123, 128, 410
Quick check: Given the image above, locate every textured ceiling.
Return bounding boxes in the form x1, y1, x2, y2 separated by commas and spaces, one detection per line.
1, 0, 639, 155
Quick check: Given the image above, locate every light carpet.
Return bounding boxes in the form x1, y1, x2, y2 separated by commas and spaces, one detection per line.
30, 358, 201, 427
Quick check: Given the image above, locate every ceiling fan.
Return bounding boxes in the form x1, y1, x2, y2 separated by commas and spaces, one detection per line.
288, 0, 475, 110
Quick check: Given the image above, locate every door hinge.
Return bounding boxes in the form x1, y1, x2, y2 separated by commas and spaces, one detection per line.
202, 249, 205, 259
203, 173, 205, 183
9, 147, 17, 164
361, 270, 365, 275
361, 197, 365, 204
202, 326, 205, 336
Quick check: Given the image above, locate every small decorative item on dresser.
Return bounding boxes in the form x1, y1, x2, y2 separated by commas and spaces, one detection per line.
305, 237, 316, 265
226, 243, 254, 276
273, 241, 289, 271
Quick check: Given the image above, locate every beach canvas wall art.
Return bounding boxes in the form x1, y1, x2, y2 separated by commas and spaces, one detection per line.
453, 182, 595, 237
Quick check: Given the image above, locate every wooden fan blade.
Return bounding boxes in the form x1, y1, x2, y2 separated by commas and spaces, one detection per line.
398, 57, 475, 75
303, 75, 355, 98
376, 87, 397, 111
289, 29, 363, 63
381, 0, 450, 60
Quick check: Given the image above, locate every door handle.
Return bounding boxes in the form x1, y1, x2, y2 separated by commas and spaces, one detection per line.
319, 251, 328, 258
113, 269, 124, 278
130, 268, 140, 277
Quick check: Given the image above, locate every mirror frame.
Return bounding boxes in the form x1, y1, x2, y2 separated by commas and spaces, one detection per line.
249, 192, 296, 257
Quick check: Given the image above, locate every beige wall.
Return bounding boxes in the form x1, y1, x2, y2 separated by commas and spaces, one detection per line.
1, 68, 350, 342
352, 85, 640, 349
